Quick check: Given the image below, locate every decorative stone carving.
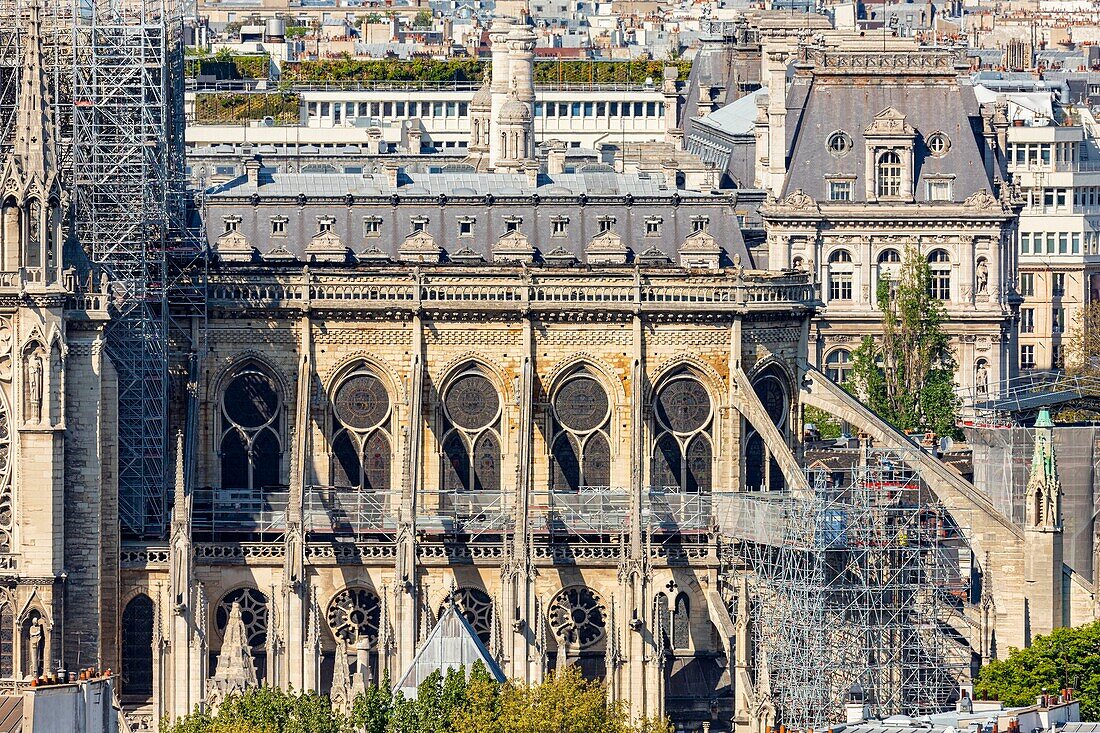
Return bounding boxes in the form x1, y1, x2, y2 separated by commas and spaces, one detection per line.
781, 189, 818, 212
215, 231, 256, 263
863, 107, 916, 138
543, 246, 577, 267
678, 230, 722, 270
964, 189, 999, 211
585, 230, 628, 265
304, 230, 350, 264
492, 229, 535, 264
397, 230, 443, 264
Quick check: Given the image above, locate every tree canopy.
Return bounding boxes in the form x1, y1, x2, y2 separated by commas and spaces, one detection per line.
164, 665, 671, 733
975, 620, 1100, 719
846, 246, 960, 437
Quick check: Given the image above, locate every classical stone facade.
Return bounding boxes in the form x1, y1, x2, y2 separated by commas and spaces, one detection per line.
756, 47, 1022, 394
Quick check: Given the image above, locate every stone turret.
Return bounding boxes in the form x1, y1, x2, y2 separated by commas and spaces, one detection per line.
465, 73, 493, 171
207, 602, 258, 706
1024, 408, 1064, 638
495, 81, 534, 170
0, 0, 63, 285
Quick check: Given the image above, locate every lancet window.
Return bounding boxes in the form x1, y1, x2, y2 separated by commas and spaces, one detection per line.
219, 365, 282, 491
331, 371, 392, 491
550, 373, 611, 490
440, 371, 502, 493
651, 376, 713, 493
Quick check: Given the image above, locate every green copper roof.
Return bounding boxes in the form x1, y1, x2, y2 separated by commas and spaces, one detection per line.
1034, 408, 1054, 428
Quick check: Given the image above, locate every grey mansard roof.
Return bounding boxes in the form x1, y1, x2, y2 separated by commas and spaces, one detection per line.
203, 168, 766, 268
780, 63, 995, 203
207, 169, 677, 199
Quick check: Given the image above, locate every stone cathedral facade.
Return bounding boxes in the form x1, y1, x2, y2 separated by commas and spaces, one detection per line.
0, 10, 1093, 733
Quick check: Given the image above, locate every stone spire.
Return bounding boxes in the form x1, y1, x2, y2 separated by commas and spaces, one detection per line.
5, 0, 57, 196
207, 602, 258, 705
1026, 408, 1061, 530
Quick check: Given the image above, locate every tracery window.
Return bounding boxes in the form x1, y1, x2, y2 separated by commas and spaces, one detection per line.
331, 371, 392, 491
744, 367, 789, 492
219, 365, 282, 491
440, 588, 493, 645
215, 588, 269, 649
121, 595, 154, 697
548, 586, 606, 649
441, 371, 502, 493
0, 604, 11, 679
671, 593, 690, 650
550, 374, 611, 490
876, 151, 903, 198
651, 377, 713, 493
327, 587, 381, 646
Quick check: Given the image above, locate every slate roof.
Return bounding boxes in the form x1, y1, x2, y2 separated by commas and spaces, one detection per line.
208, 169, 676, 199
781, 71, 995, 203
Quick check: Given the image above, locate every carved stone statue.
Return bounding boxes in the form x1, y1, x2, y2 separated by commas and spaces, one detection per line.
26, 351, 42, 424
27, 616, 43, 677
976, 259, 989, 295
976, 362, 989, 397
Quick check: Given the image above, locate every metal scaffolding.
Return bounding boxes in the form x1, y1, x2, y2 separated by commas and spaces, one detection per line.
69, 0, 186, 538
716, 449, 973, 730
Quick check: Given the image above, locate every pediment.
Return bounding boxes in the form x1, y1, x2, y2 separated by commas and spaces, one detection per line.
305, 230, 350, 263
864, 107, 915, 138
215, 231, 256, 263
398, 230, 442, 264
585, 229, 628, 265
543, 245, 577, 267
492, 228, 535, 264
678, 230, 721, 270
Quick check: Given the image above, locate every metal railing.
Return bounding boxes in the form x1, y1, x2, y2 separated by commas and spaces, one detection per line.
192, 487, 289, 534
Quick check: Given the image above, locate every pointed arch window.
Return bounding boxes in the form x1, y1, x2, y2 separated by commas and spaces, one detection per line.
219, 365, 283, 490
551, 374, 612, 490
121, 595, 154, 697
330, 371, 392, 492
744, 368, 789, 492
440, 371, 502, 492
0, 604, 11, 679
651, 376, 713, 493
671, 593, 690, 650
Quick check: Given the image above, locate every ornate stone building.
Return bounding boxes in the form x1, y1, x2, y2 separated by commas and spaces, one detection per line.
0, 8, 1096, 733
756, 47, 1022, 394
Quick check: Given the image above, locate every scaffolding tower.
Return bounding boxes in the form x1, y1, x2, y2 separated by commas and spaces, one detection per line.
70, 0, 186, 538
717, 449, 973, 730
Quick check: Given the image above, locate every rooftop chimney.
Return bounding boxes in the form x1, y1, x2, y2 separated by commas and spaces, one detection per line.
244, 156, 262, 187
382, 162, 401, 189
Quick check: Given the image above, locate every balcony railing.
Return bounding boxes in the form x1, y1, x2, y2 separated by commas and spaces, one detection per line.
190, 485, 715, 539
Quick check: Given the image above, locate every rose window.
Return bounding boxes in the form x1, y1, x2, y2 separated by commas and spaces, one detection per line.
327, 588, 381, 646
548, 586, 606, 648
215, 588, 268, 648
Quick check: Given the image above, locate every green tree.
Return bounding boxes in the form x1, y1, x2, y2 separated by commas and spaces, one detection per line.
847, 245, 960, 437
412, 10, 433, 28
975, 620, 1100, 718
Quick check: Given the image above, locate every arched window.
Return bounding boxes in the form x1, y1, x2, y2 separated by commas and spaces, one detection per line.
551, 373, 612, 490
744, 368, 789, 492
440, 588, 494, 645
215, 588, 269, 681
121, 595, 154, 697
876, 151, 903, 198
0, 604, 11, 679
928, 249, 951, 300
651, 376, 713, 493
330, 371, 392, 491
671, 593, 690, 650
828, 249, 854, 302
825, 349, 853, 384
441, 371, 502, 492
219, 365, 282, 490
24, 198, 40, 269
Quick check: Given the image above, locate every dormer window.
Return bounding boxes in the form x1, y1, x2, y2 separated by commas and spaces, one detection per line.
876, 152, 903, 198
645, 217, 663, 237
504, 215, 522, 233
691, 216, 709, 233
364, 216, 382, 237
827, 131, 853, 156
317, 216, 336, 234
411, 216, 429, 233
223, 216, 242, 234
926, 132, 951, 157
551, 216, 569, 237
271, 216, 288, 236
597, 216, 615, 234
